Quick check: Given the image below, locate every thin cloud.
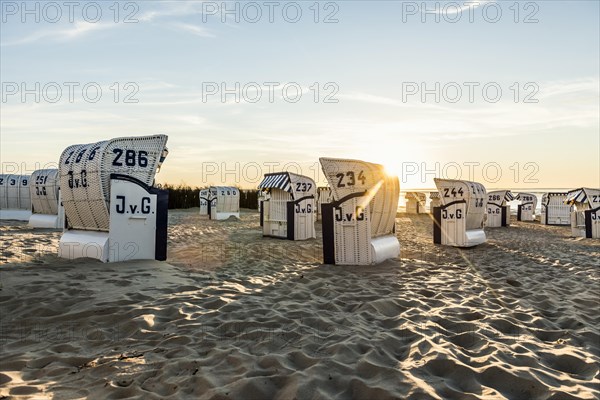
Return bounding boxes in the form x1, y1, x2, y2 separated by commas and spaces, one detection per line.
339, 92, 450, 111
1, 21, 110, 46
420, 0, 493, 15
537, 78, 599, 99
168, 22, 215, 38
138, 1, 207, 22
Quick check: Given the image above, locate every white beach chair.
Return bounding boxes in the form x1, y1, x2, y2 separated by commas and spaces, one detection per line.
0, 174, 32, 221
316, 186, 333, 221
405, 192, 427, 214
540, 192, 572, 226
258, 172, 316, 240
515, 193, 537, 222
257, 190, 269, 226
429, 191, 441, 214
28, 169, 65, 229
485, 190, 513, 228
208, 186, 240, 220
565, 188, 600, 238
432, 178, 487, 247
199, 188, 210, 216
58, 134, 169, 262
319, 157, 400, 265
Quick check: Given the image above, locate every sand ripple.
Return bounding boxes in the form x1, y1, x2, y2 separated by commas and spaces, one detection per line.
1, 211, 598, 399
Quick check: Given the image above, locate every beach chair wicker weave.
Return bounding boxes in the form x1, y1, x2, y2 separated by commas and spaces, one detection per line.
319, 157, 400, 265
515, 192, 537, 222
28, 169, 64, 228
58, 134, 169, 262
30, 169, 60, 215
210, 187, 240, 220
59, 135, 168, 231
485, 190, 513, 228
433, 178, 487, 247
540, 192, 571, 226
0, 174, 32, 221
565, 188, 600, 238
258, 172, 316, 240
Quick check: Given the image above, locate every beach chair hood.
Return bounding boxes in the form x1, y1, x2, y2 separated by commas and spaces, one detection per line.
58, 134, 169, 262
258, 172, 316, 200
59, 134, 168, 231
319, 157, 400, 265
320, 157, 399, 238
566, 188, 600, 207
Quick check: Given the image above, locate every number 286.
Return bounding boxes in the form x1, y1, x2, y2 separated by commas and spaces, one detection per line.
112, 149, 148, 167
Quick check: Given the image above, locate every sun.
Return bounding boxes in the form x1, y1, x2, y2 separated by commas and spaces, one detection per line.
383, 159, 404, 178
375, 145, 423, 180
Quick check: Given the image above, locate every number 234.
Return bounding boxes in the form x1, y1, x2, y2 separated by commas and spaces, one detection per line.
336, 171, 366, 188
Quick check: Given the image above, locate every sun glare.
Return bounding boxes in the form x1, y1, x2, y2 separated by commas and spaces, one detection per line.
375, 145, 423, 180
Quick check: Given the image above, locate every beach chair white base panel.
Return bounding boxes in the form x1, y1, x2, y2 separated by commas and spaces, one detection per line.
59, 230, 110, 261
263, 220, 287, 238
433, 204, 486, 247
29, 191, 65, 229
58, 176, 168, 262
542, 214, 570, 226
571, 227, 586, 238
435, 225, 486, 247
212, 212, 240, 220
29, 214, 63, 229
438, 224, 487, 247
370, 235, 401, 264
0, 209, 32, 221
464, 229, 486, 246
570, 211, 584, 238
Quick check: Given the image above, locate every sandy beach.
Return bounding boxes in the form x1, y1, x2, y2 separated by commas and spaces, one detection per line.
1, 210, 599, 399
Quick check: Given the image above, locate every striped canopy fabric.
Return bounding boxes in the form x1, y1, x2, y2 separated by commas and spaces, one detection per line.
430, 192, 440, 199
566, 188, 592, 205
258, 173, 292, 193
505, 191, 515, 201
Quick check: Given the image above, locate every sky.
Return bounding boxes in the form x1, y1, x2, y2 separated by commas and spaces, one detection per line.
1, 0, 599, 189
